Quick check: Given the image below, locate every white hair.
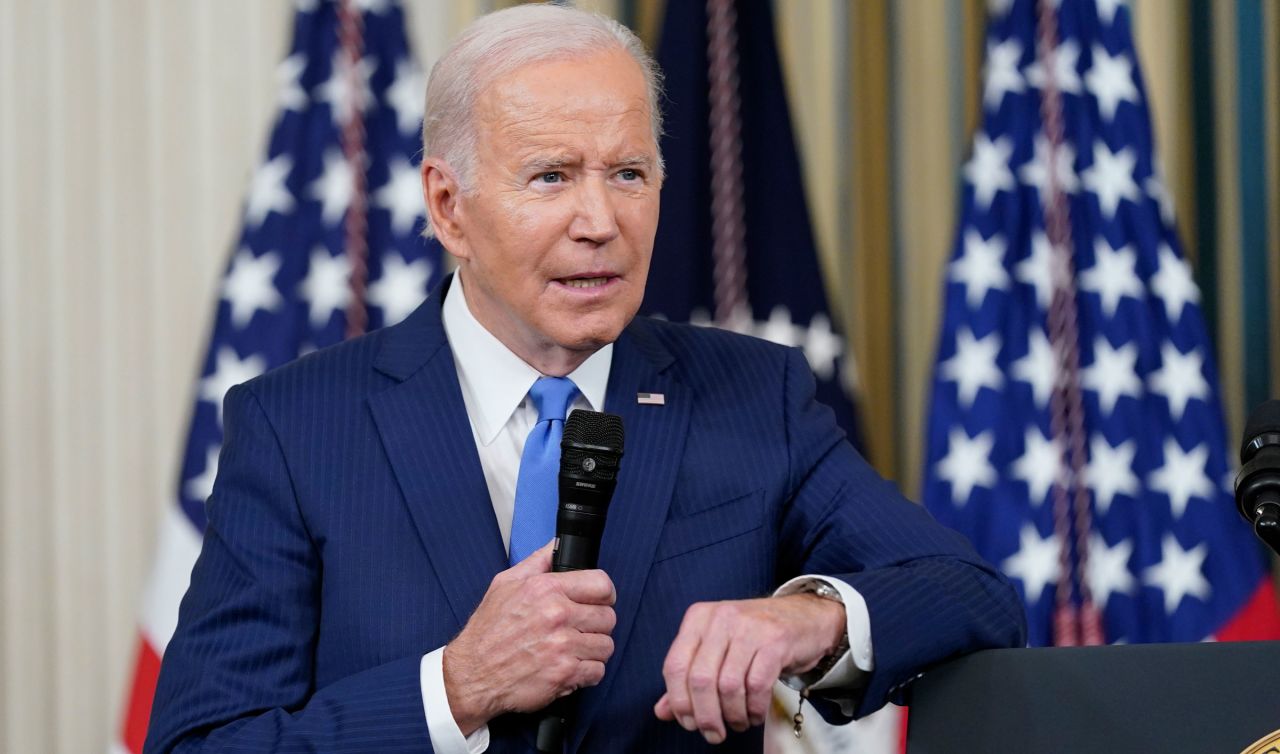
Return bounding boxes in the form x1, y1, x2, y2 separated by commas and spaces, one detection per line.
421, 3, 664, 237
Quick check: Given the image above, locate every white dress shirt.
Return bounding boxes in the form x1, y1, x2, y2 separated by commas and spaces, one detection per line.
420, 273, 872, 753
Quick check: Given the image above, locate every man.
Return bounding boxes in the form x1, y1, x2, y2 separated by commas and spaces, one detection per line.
145, 5, 1025, 753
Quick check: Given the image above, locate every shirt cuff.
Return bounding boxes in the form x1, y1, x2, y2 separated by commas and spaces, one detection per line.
421, 648, 491, 754
773, 574, 874, 692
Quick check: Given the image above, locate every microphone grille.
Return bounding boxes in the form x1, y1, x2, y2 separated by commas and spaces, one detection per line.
1242, 399, 1280, 462
564, 409, 624, 452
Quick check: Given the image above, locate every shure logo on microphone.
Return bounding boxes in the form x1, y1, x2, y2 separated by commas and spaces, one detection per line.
574, 481, 597, 489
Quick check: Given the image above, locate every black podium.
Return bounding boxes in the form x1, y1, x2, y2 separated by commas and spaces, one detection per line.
907, 641, 1280, 753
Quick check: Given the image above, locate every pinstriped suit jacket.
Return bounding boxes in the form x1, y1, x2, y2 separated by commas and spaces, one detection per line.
145, 276, 1026, 753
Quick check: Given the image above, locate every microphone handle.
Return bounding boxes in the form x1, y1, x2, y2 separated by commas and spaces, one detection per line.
535, 535, 600, 752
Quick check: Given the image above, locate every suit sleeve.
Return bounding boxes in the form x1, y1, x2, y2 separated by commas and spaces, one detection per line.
143, 384, 436, 754
775, 348, 1027, 722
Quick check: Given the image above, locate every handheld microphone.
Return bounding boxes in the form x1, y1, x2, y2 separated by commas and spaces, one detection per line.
536, 409, 624, 753
1235, 399, 1280, 556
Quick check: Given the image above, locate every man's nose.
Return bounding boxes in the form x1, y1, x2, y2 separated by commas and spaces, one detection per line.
569, 176, 621, 246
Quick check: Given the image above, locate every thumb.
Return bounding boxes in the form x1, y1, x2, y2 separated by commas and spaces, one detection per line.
507, 538, 555, 576
654, 693, 673, 720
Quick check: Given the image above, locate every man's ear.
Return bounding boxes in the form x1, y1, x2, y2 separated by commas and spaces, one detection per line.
422, 158, 468, 259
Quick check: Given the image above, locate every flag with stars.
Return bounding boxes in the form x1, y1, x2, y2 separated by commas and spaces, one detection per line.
641, 0, 863, 451
114, 2, 439, 752
923, 0, 1280, 649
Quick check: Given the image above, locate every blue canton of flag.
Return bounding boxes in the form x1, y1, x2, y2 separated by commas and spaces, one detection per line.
923, 0, 1280, 647
642, 0, 862, 450
118, 2, 440, 751
179, 0, 440, 532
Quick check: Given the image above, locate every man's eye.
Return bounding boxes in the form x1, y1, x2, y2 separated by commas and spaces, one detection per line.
618, 169, 640, 181
537, 172, 563, 184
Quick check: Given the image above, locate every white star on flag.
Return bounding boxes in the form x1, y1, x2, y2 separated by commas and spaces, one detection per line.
935, 427, 998, 507
1019, 133, 1079, 200
184, 445, 221, 504
984, 38, 1025, 109
386, 59, 425, 136
222, 249, 283, 328
1081, 140, 1141, 219
1014, 232, 1055, 310
1095, 0, 1127, 26
1087, 532, 1135, 608
1081, 335, 1142, 416
1002, 523, 1062, 604
1085, 433, 1139, 515
199, 347, 267, 425
300, 247, 353, 328
277, 53, 308, 113
1150, 244, 1200, 323
245, 155, 295, 226
987, 0, 1015, 19
940, 327, 1004, 408
317, 51, 374, 127
368, 253, 432, 325
1085, 44, 1139, 122
951, 230, 1010, 309
802, 313, 843, 381
1147, 341, 1209, 420
964, 133, 1016, 210
758, 306, 801, 347
310, 149, 354, 226
1145, 162, 1177, 226
1147, 438, 1215, 519
1024, 38, 1082, 95
1142, 533, 1211, 615
1079, 237, 1143, 318
1011, 427, 1062, 507
375, 157, 426, 235
1012, 327, 1056, 408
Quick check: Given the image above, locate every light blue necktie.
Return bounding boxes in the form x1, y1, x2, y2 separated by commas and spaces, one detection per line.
509, 376, 579, 565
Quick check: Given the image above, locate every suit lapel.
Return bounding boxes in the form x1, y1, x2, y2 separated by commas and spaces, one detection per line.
367, 278, 508, 629
573, 322, 691, 751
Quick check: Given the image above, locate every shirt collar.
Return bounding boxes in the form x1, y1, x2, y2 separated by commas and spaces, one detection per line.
442, 272, 612, 446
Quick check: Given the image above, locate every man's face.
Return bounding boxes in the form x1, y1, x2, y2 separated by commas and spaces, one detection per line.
441, 48, 661, 371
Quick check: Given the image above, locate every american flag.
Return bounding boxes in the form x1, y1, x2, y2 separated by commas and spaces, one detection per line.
923, 0, 1280, 648
113, 2, 440, 752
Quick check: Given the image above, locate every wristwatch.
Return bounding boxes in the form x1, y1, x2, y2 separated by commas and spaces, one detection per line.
799, 581, 850, 682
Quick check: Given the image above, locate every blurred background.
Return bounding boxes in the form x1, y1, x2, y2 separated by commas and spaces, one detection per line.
0, 0, 1277, 751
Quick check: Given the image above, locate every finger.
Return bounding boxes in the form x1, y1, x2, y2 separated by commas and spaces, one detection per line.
572, 631, 615, 664
654, 693, 673, 721
686, 619, 730, 744
744, 644, 784, 728
716, 639, 755, 733
572, 659, 607, 691
507, 539, 555, 576
663, 605, 713, 732
557, 569, 616, 606
568, 603, 617, 635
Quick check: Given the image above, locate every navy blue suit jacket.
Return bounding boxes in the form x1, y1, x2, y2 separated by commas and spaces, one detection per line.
146, 277, 1025, 753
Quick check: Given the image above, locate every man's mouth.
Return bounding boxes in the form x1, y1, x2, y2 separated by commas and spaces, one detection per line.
561, 276, 611, 289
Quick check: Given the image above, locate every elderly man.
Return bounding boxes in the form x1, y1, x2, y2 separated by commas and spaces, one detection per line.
145, 5, 1024, 753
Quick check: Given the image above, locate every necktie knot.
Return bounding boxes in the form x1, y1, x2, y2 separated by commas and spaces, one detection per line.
529, 376, 579, 424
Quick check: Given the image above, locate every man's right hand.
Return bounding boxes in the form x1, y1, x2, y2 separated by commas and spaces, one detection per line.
441, 540, 617, 735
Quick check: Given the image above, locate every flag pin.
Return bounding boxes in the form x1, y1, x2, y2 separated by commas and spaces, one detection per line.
637, 392, 665, 405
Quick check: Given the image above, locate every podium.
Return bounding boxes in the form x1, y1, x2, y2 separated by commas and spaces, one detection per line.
906, 641, 1280, 753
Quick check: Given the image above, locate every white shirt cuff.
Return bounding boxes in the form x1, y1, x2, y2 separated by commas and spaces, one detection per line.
773, 574, 874, 692
421, 648, 491, 754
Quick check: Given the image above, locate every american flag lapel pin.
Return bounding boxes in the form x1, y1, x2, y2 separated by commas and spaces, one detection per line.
636, 392, 665, 406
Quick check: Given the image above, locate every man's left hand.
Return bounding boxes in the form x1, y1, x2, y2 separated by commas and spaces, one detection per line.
653, 594, 846, 744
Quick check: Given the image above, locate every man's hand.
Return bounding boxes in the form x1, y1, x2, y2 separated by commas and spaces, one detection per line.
442, 541, 616, 735
653, 594, 846, 744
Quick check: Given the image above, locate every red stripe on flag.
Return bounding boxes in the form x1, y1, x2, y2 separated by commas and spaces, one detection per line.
1216, 580, 1280, 642
120, 635, 162, 754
